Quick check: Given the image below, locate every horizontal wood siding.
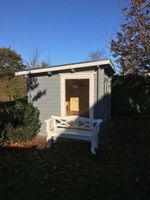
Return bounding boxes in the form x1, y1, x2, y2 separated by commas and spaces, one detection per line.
27, 68, 111, 134
94, 69, 112, 122
28, 75, 60, 133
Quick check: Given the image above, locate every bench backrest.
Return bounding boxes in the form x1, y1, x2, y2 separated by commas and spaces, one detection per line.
51, 115, 102, 130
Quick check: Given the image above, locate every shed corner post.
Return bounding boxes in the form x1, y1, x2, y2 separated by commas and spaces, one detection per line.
96, 65, 105, 120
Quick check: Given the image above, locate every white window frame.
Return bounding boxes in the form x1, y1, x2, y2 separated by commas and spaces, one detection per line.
60, 73, 95, 119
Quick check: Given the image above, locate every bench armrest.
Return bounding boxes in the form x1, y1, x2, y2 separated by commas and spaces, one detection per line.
93, 119, 103, 128
45, 117, 56, 133
93, 119, 103, 136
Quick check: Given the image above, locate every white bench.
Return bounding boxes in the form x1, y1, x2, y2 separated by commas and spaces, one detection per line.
45, 115, 103, 154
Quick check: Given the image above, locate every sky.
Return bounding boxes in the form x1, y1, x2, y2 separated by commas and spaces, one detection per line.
0, 0, 129, 65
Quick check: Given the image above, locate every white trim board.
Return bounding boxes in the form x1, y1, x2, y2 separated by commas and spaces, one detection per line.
15, 60, 115, 76
60, 73, 94, 119
59, 71, 96, 75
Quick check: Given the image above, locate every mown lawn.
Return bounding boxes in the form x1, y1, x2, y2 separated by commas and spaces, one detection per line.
0, 115, 150, 200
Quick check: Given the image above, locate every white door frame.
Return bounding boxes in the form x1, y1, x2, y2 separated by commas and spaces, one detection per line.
60, 73, 94, 119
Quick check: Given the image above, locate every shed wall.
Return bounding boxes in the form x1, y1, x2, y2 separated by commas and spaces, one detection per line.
28, 75, 60, 133
94, 69, 111, 122
28, 68, 111, 134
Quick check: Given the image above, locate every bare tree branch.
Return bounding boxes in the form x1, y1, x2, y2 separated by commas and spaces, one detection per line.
88, 50, 103, 61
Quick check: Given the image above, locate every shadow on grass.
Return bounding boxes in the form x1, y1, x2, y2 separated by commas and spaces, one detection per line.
0, 115, 150, 200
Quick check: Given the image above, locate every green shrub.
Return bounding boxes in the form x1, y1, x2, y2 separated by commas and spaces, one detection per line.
3, 101, 41, 142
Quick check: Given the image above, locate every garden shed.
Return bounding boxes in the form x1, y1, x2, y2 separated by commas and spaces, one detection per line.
15, 60, 115, 134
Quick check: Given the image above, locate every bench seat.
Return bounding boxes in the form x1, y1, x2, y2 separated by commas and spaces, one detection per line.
51, 128, 93, 140
45, 115, 103, 154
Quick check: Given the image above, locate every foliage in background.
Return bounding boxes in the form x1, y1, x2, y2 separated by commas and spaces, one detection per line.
111, 0, 150, 74
0, 47, 27, 101
0, 99, 41, 142
0, 76, 27, 101
0, 47, 25, 77
111, 74, 150, 115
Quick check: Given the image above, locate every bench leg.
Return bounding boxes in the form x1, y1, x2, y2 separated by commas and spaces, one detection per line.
47, 132, 60, 148
95, 136, 99, 149
47, 138, 53, 148
91, 145, 96, 154
91, 135, 99, 154
91, 139, 96, 155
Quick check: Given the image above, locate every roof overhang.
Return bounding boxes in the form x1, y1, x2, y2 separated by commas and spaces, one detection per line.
15, 60, 115, 76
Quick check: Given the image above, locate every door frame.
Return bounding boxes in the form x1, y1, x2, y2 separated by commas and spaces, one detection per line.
60, 72, 95, 119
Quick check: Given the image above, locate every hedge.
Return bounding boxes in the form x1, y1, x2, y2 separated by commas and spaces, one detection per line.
111, 75, 150, 115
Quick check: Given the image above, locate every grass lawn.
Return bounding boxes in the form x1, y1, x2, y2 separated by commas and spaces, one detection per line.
0, 115, 150, 200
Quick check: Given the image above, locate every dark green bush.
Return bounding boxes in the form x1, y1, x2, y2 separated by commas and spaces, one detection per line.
0, 101, 14, 142
112, 75, 150, 115
0, 100, 41, 142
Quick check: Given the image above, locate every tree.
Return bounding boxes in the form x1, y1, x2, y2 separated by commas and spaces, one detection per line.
88, 50, 103, 61
0, 47, 25, 78
111, 0, 150, 75
26, 48, 40, 69
0, 47, 26, 101
26, 48, 50, 69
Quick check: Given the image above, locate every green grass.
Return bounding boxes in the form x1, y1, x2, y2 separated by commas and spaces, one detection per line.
0, 115, 150, 200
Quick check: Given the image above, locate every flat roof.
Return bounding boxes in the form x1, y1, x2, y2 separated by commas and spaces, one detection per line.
15, 59, 115, 76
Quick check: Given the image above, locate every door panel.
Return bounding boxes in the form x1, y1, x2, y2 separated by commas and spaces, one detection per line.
65, 79, 89, 117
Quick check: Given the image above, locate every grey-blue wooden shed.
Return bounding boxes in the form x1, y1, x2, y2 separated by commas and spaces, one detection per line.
15, 60, 115, 134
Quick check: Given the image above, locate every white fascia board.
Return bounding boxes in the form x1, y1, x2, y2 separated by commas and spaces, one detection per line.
108, 60, 115, 71
15, 60, 114, 76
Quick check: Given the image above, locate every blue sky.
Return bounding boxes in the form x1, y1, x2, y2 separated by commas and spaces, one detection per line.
0, 0, 129, 65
